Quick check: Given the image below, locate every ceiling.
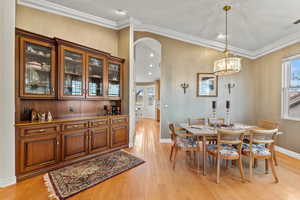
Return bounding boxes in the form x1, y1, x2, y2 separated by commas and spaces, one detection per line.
19, 0, 300, 58
135, 39, 161, 82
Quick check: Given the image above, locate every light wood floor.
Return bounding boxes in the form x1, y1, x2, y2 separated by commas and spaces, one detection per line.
1, 118, 300, 200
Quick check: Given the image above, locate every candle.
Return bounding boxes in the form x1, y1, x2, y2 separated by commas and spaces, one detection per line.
212, 101, 216, 109
226, 100, 230, 109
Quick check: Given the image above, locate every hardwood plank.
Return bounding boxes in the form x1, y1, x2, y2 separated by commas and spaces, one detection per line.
2, 118, 300, 200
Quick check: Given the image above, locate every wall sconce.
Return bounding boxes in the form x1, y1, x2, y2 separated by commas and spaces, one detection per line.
181, 82, 189, 94
225, 83, 236, 95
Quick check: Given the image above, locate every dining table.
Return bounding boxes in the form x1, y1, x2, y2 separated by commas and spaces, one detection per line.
179, 123, 283, 176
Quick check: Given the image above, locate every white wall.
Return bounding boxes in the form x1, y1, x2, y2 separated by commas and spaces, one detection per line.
0, 0, 16, 187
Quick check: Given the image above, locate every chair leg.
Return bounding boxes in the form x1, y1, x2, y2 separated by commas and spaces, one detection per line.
269, 158, 279, 183
169, 144, 174, 161
254, 159, 258, 168
265, 159, 269, 174
273, 150, 278, 166
225, 160, 229, 169
249, 156, 253, 182
238, 157, 245, 183
216, 155, 221, 184
173, 146, 179, 170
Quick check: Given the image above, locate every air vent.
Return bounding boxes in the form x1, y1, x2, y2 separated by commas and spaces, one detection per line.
294, 19, 300, 24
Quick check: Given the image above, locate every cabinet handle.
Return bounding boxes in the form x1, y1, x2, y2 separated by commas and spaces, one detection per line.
57, 140, 59, 145
39, 129, 45, 132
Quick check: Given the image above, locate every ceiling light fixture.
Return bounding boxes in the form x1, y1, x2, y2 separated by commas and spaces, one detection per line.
115, 9, 127, 16
150, 53, 154, 57
214, 5, 241, 76
149, 64, 153, 67
217, 33, 226, 40
148, 72, 152, 76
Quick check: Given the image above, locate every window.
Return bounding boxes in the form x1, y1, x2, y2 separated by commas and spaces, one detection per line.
282, 56, 300, 120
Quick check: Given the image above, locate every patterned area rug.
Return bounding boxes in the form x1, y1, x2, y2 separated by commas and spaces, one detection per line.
44, 151, 145, 200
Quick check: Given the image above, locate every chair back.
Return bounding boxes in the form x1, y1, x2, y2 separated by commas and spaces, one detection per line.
217, 129, 245, 145
250, 129, 278, 145
169, 123, 177, 142
258, 120, 279, 130
208, 118, 224, 126
188, 118, 205, 126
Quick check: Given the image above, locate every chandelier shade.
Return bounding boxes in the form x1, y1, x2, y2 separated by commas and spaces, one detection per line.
213, 5, 242, 76
214, 56, 241, 76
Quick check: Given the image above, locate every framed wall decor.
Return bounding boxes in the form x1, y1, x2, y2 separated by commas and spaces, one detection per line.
197, 73, 218, 97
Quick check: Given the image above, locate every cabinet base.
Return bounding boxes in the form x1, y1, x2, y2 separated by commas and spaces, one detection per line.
16, 145, 128, 182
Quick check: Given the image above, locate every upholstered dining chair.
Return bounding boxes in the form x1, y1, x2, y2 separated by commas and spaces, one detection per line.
207, 118, 225, 144
242, 129, 279, 183
169, 123, 199, 169
207, 129, 245, 184
188, 118, 205, 126
257, 120, 279, 166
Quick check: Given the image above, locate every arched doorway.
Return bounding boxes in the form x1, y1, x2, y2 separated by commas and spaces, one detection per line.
132, 37, 162, 144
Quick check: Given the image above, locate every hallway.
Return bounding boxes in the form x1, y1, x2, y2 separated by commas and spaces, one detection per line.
1, 118, 300, 200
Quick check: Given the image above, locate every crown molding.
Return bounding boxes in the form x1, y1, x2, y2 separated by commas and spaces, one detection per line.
17, 0, 118, 30
252, 31, 300, 59
17, 0, 300, 60
134, 23, 255, 59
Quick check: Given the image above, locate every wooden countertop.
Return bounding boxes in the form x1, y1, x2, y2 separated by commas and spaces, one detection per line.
15, 114, 129, 127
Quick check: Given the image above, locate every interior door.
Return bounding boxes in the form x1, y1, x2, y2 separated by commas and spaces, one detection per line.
136, 85, 156, 119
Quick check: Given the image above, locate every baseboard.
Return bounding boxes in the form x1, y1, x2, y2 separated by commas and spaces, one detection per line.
160, 138, 172, 143
275, 145, 300, 160
0, 176, 16, 188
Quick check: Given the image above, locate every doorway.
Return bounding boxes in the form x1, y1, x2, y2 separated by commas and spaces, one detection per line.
134, 37, 161, 138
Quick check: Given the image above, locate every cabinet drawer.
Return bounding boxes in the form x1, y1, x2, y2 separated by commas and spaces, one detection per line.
89, 118, 109, 128
62, 121, 88, 131
19, 124, 59, 137
111, 116, 128, 125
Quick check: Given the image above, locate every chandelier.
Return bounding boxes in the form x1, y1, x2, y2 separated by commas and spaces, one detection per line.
214, 5, 241, 76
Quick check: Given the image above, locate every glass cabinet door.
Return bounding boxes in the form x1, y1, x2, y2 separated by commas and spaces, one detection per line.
108, 62, 121, 98
62, 48, 85, 98
21, 38, 55, 98
87, 55, 104, 98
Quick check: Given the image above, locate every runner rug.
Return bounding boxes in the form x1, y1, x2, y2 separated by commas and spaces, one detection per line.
44, 150, 145, 200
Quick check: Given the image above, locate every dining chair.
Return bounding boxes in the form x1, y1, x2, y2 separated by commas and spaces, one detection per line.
169, 123, 199, 169
188, 118, 205, 126
207, 129, 245, 184
242, 129, 279, 183
257, 120, 279, 166
207, 118, 224, 145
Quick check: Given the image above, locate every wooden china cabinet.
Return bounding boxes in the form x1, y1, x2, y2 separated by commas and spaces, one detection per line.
15, 29, 128, 181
